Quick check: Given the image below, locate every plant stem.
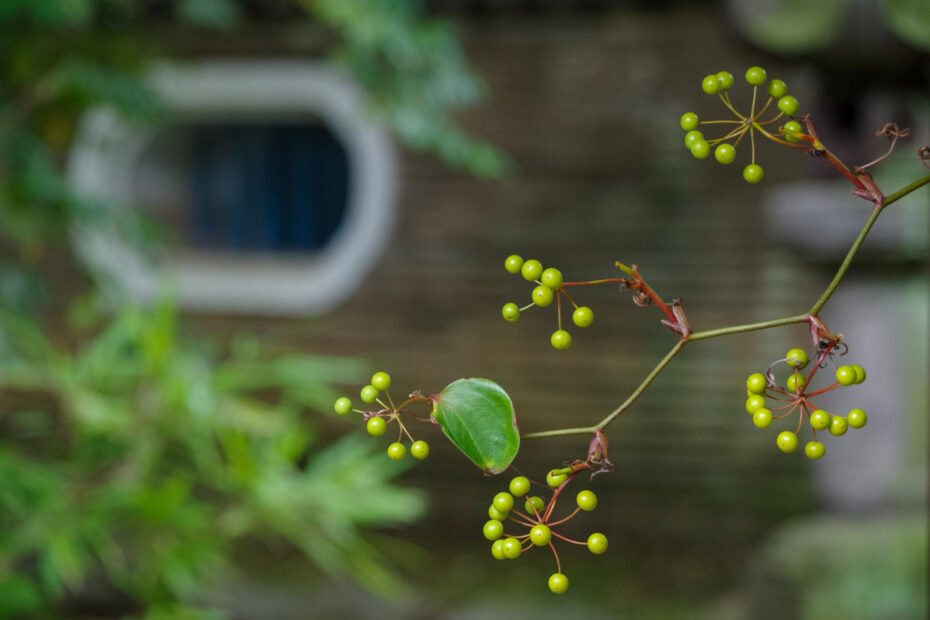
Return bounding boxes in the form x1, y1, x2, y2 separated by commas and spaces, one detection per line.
522, 174, 930, 441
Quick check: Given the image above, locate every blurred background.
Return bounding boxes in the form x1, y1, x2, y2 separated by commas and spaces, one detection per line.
0, 1, 927, 618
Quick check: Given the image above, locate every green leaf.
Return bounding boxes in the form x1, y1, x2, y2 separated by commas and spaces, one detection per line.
430, 378, 519, 474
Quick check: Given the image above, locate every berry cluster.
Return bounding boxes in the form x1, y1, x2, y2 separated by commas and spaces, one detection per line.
501, 255, 595, 350
680, 66, 808, 183
744, 347, 869, 459
482, 469, 607, 594
334, 371, 431, 461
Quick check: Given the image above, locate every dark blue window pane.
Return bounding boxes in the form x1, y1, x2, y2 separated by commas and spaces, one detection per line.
189, 123, 349, 252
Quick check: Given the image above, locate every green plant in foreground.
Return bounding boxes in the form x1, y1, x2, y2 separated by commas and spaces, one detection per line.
337, 65, 930, 593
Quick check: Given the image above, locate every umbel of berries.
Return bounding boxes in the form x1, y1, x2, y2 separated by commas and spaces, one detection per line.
501, 255, 595, 351
482, 470, 607, 594
680, 66, 807, 183
744, 345, 869, 460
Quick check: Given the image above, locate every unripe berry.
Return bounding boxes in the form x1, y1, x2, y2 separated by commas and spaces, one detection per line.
501, 537, 522, 560
745, 66, 767, 86
493, 492, 515, 514
716, 70, 735, 90
690, 139, 711, 159
521, 259, 543, 282
509, 476, 531, 497
777, 95, 799, 116
532, 285, 554, 307
366, 416, 387, 437
804, 441, 826, 460
386, 442, 406, 460
371, 371, 391, 391
752, 408, 773, 429
809, 409, 830, 430
701, 74, 721, 95
776, 430, 799, 453
829, 415, 848, 436
746, 394, 766, 414
483, 519, 504, 541
743, 164, 764, 184
540, 268, 563, 290
572, 306, 594, 328
525, 496, 545, 515
529, 524, 552, 546
684, 130, 704, 149
410, 440, 430, 460
491, 539, 506, 560
848, 408, 868, 429
714, 143, 736, 165
546, 469, 568, 488
746, 372, 767, 394
680, 112, 699, 131
360, 384, 379, 404
786, 373, 807, 393
488, 505, 508, 521
504, 254, 524, 274
502, 302, 520, 322
767, 78, 788, 98
852, 364, 867, 384
835, 365, 856, 386
587, 532, 608, 554
576, 490, 598, 511
782, 120, 803, 142
785, 348, 809, 369
550, 330, 572, 350
548, 573, 569, 594
334, 396, 352, 415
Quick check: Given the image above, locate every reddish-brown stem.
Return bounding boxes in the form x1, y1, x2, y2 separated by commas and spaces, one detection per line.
550, 531, 586, 545
804, 383, 842, 398
547, 507, 581, 527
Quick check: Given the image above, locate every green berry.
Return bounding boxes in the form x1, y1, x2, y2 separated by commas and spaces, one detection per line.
587, 533, 608, 555
777, 95, 799, 116
386, 442, 406, 460
848, 408, 868, 429
491, 539, 506, 560
746, 394, 766, 414
501, 537, 522, 560
548, 573, 569, 594
521, 259, 543, 282
746, 372, 767, 394
334, 396, 352, 415
525, 496, 545, 515
752, 408, 773, 429
366, 416, 387, 437
829, 415, 848, 436
684, 130, 704, 149
716, 70, 735, 90
488, 505, 508, 521
502, 302, 520, 322
546, 469, 568, 488
550, 330, 572, 350
767, 78, 788, 98
714, 143, 736, 164
835, 365, 856, 386
410, 440, 430, 460
782, 120, 803, 142
809, 409, 831, 430
776, 430, 799, 453
690, 139, 711, 159
786, 373, 807, 392
785, 348, 809, 368
360, 384, 379, 404
701, 74, 720, 95
532, 285, 554, 307
493, 492, 515, 514
743, 163, 764, 184
509, 476, 531, 497
529, 524, 552, 546
805, 441, 826, 460
852, 364, 866, 384
576, 490, 598, 511
540, 268, 563, 290
745, 66, 767, 86
572, 306, 594, 328
371, 371, 391, 391
505, 254, 524, 274
483, 519, 504, 541
680, 112, 699, 131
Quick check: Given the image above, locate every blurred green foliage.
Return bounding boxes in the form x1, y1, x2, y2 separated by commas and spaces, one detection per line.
0, 0, 501, 615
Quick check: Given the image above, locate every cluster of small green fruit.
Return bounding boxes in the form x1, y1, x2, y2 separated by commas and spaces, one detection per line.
680, 66, 808, 184
744, 347, 868, 460
482, 469, 607, 594
500, 255, 595, 350
333, 371, 430, 461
